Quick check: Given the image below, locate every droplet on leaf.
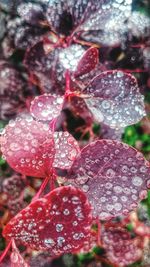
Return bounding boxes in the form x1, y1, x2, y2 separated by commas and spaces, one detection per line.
30, 94, 64, 122
53, 131, 80, 169
69, 140, 150, 219
3, 186, 92, 255
101, 225, 143, 266
83, 70, 145, 128
1, 116, 55, 177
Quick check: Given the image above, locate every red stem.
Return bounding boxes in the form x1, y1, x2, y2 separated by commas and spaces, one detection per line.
32, 176, 50, 202
0, 240, 12, 264
65, 70, 71, 96
49, 118, 57, 132
50, 171, 57, 191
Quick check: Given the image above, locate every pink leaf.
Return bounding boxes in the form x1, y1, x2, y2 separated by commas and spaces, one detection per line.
3, 186, 92, 255
53, 131, 80, 169
101, 225, 143, 267
83, 70, 146, 128
30, 94, 64, 121
11, 240, 29, 267
1, 116, 55, 177
69, 140, 150, 220
74, 47, 99, 77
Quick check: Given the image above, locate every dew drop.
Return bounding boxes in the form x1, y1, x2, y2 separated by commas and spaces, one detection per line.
63, 209, 70, 215
56, 224, 64, 232
82, 184, 89, 192
44, 238, 55, 247
114, 203, 122, 211
132, 176, 143, 187
57, 236, 65, 247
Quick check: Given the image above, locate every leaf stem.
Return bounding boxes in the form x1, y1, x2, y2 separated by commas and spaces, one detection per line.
32, 176, 50, 201
0, 240, 12, 264
65, 70, 71, 96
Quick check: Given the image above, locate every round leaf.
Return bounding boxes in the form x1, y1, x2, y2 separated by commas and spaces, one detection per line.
1, 116, 55, 177
3, 186, 92, 255
101, 225, 143, 266
83, 70, 146, 128
69, 140, 150, 220
30, 94, 64, 122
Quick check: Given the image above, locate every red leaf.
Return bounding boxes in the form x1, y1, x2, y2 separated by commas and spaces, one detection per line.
74, 47, 99, 77
30, 94, 64, 122
53, 131, 80, 169
11, 240, 29, 267
3, 186, 92, 255
101, 225, 143, 267
69, 140, 150, 220
1, 116, 55, 177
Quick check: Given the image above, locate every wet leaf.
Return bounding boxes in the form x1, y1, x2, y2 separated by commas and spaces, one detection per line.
3, 186, 92, 255
69, 140, 150, 220
30, 94, 64, 122
1, 116, 55, 177
74, 47, 99, 77
83, 70, 145, 128
101, 225, 143, 267
53, 131, 80, 169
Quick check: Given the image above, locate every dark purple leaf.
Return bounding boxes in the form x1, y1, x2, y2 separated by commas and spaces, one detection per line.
82, 70, 145, 128
74, 47, 99, 77
69, 140, 150, 220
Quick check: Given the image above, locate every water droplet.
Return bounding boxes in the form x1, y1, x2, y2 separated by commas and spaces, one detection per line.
56, 97, 63, 104
132, 176, 143, 187
106, 204, 114, 211
117, 71, 124, 78
82, 184, 89, 192
106, 168, 115, 178
44, 238, 55, 247
114, 203, 122, 211
102, 100, 111, 109
121, 196, 127, 202
37, 101, 43, 107
62, 196, 68, 202
140, 166, 147, 173
73, 233, 83, 240
56, 224, 64, 232
72, 196, 80, 204
10, 143, 20, 151
113, 185, 123, 193
63, 209, 70, 215
57, 236, 65, 247
9, 120, 15, 127
72, 221, 78, 226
